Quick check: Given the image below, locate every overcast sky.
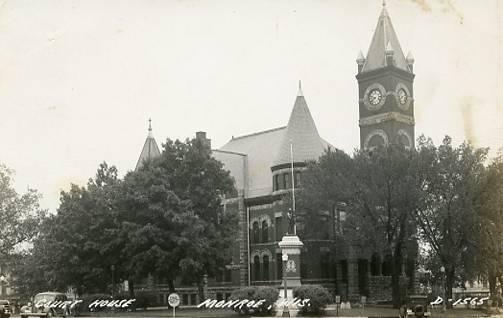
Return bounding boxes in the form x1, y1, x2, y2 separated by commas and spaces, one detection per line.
1, 0, 502, 213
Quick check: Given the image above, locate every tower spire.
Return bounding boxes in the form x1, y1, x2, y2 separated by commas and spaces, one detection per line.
297, 80, 303, 97
148, 118, 153, 137
135, 118, 161, 171
361, 2, 409, 72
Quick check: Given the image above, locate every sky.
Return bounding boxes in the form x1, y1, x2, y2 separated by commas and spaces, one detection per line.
0, 0, 502, 213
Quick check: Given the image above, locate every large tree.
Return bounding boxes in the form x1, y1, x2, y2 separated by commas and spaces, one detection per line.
18, 163, 122, 295
414, 136, 488, 305
0, 164, 46, 257
117, 136, 238, 298
472, 153, 503, 296
299, 145, 420, 307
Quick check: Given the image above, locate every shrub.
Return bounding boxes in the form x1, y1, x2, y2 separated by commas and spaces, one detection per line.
229, 286, 279, 316
293, 285, 332, 316
132, 291, 160, 310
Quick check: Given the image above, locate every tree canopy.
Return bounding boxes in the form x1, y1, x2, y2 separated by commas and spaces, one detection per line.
0, 164, 46, 258
298, 137, 499, 306
16, 137, 238, 297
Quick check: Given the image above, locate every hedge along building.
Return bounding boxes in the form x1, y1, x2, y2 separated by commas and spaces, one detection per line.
134, 3, 417, 304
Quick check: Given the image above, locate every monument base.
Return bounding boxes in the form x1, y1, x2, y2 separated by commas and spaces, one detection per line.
278, 234, 304, 288
275, 288, 299, 317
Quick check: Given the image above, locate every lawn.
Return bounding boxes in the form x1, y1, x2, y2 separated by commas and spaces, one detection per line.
45, 305, 492, 317
331, 306, 489, 317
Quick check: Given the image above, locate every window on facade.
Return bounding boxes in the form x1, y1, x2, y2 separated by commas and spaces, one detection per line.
263, 256, 270, 281
341, 260, 348, 283
283, 173, 290, 189
225, 268, 232, 282
336, 210, 347, 234
300, 252, 307, 279
253, 256, 261, 281
261, 220, 268, 243
276, 253, 283, 279
382, 254, 393, 276
321, 252, 330, 278
370, 253, 381, 276
252, 222, 259, 243
294, 171, 301, 187
274, 174, 281, 191
321, 216, 330, 240
275, 217, 283, 241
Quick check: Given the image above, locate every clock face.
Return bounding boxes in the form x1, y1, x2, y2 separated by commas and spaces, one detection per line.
398, 88, 408, 105
369, 89, 382, 106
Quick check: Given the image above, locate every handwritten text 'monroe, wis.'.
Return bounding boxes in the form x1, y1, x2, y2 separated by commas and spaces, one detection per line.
197, 297, 310, 310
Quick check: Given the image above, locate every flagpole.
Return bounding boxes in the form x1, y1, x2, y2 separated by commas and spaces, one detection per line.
290, 142, 296, 235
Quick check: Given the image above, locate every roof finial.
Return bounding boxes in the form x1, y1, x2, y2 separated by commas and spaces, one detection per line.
297, 80, 303, 97
383, 0, 386, 7
148, 118, 153, 137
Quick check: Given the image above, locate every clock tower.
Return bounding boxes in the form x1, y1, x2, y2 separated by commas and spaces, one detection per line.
356, 3, 415, 149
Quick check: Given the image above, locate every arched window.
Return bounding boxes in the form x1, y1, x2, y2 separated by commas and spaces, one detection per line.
294, 171, 301, 188
254, 255, 261, 281
261, 220, 268, 243
283, 173, 290, 189
252, 222, 259, 243
263, 255, 269, 281
321, 252, 330, 278
274, 174, 281, 191
276, 253, 283, 279
370, 253, 381, 276
382, 254, 393, 276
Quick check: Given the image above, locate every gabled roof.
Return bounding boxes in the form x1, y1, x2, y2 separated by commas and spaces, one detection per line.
135, 120, 161, 171
362, 6, 410, 73
272, 84, 327, 167
216, 127, 286, 197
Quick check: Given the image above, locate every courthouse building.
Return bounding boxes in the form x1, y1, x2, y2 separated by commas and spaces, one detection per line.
135, 4, 417, 304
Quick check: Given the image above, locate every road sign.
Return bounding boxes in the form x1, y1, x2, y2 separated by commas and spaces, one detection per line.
168, 293, 180, 318
168, 293, 180, 307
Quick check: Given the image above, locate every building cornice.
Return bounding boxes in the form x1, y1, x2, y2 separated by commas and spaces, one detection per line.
359, 111, 415, 127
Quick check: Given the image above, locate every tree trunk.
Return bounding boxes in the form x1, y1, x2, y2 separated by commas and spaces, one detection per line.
445, 267, 455, 309
391, 255, 402, 308
488, 270, 497, 296
129, 279, 135, 297
168, 279, 175, 293
197, 280, 204, 303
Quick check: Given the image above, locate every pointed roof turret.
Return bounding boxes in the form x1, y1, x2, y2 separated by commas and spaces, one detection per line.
406, 51, 415, 63
135, 118, 161, 171
273, 84, 326, 167
361, 5, 410, 73
356, 50, 366, 63
297, 80, 303, 97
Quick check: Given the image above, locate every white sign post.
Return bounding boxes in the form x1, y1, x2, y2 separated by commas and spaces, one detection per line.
168, 293, 180, 318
